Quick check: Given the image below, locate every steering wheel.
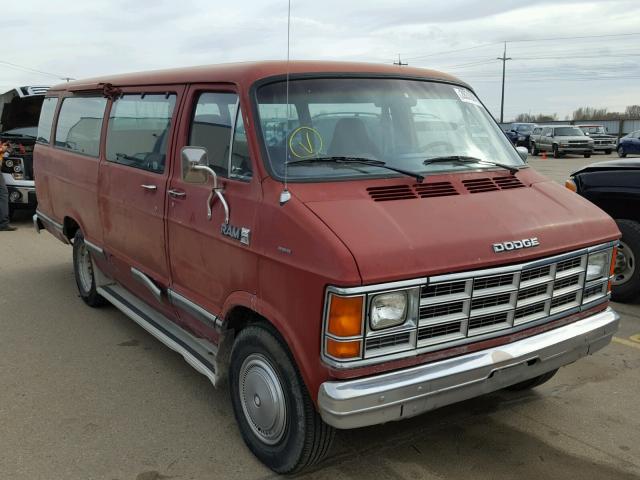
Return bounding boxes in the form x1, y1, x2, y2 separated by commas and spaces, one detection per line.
418, 141, 455, 154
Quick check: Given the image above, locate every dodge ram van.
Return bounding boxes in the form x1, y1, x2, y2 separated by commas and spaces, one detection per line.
34, 61, 620, 473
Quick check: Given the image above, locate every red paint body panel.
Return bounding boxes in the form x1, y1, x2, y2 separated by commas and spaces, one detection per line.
35, 62, 621, 408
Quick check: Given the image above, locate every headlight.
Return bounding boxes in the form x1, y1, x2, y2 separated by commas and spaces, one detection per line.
587, 251, 609, 281
13, 165, 22, 173
561, 143, 569, 147
370, 291, 407, 330
5, 159, 13, 168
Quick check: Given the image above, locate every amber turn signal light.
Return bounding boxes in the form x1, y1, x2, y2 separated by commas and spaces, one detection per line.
608, 246, 618, 292
326, 338, 361, 359
327, 294, 364, 337
565, 178, 577, 192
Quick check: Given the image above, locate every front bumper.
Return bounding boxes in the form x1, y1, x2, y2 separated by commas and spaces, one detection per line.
7, 185, 36, 207
557, 147, 593, 153
318, 307, 618, 429
593, 144, 616, 151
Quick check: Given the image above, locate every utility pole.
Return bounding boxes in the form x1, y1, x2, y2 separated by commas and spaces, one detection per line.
394, 54, 408, 66
497, 42, 511, 123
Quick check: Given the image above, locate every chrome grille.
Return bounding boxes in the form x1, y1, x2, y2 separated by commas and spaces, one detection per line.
351, 245, 613, 362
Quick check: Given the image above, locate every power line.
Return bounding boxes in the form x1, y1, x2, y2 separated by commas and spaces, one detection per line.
0, 60, 73, 81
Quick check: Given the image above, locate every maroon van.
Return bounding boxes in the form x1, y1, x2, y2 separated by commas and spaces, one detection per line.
33, 61, 620, 473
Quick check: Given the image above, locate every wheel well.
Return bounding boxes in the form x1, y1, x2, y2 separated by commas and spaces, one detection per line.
63, 216, 80, 242
216, 306, 280, 385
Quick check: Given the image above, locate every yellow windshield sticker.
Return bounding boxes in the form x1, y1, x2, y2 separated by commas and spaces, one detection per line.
289, 127, 323, 159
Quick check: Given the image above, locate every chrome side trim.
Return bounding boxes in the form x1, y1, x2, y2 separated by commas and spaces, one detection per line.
130, 267, 162, 302
318, 307, 619, 429
97, 284, 219, 387
167, 288, 222, 330
35, 209, 63, 232
84, 239, 105, 259
32, 213, 42, 233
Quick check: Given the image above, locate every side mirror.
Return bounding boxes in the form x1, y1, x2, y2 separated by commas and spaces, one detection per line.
180, 146, 229, 224
516, 146, 528, 162
181, 146, 217, 188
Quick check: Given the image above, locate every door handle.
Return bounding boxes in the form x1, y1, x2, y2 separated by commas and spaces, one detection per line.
141, 184, 157, 191
168, 189, 186, 198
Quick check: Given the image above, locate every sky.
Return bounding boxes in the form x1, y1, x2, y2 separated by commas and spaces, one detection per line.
2, 0, 639, 121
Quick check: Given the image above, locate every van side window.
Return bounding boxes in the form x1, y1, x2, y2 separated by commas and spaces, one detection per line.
106, 94, 176, 174
543, 127, 551, 136
55, 97, 107, 157
189, 92, 238, 177
230, 107, 252, 180
36, 97, 59, 144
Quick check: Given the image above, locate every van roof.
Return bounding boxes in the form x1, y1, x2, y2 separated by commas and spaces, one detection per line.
48, 60, 467, 93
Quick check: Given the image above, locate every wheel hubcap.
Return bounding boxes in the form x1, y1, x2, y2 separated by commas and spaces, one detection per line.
239, 354, 287, 445
612, 241, 635, 286
77, 242, 94, 293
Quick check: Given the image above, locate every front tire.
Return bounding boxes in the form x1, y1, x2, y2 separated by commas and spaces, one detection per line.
611, 219, 640, 303
618, 146, 627, 158
531, 143, 539, 156
72, 230, 107, 307
605, 149, 612, 155
229, 325, 334, 474
584, 152, 591, 158
505, 369, 558, 391
553, 145, 561, 158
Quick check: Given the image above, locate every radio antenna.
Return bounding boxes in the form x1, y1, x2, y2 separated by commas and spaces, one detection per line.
279, 0, 292, 206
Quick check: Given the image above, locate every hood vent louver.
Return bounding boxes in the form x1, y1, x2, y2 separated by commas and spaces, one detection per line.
368, 176, 525, 201
494, 176, 526, 189
414, 181, 459, 198
367, 185, 417, 201
463, 176, 525, 193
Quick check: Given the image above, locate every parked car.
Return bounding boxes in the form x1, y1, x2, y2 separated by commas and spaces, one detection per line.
34, 61, 620, 474
0, 86, 49, 216
617, 130, 640, 157
504, 122, 537, 149
576, 124, 616, 154
530, 125, 594, 158
566, 159, 640, 301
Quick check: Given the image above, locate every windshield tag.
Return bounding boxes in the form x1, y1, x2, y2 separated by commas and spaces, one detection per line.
453, 87, 481, 106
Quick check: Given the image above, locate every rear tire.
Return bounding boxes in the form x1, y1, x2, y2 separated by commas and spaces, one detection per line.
584, 152, 591, 158
229, 325, 334, 474
72, 230, 107, 307
605, 149, 612, 155
618, 146, 627, 158
611, 219, 640, 303
505, 369, 558, 391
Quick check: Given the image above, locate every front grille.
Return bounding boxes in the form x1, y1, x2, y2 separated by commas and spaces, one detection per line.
358, 246, 612, 359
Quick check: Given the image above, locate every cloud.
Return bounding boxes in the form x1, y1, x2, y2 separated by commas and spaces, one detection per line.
0, 0, 638, 119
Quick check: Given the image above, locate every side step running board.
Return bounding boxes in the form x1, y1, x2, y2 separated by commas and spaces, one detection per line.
97, 284, 220, 386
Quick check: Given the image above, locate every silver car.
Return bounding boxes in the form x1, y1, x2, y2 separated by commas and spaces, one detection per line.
530, 125, 594, 158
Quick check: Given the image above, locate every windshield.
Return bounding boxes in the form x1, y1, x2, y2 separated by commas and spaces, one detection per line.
580, 126, 605, 134
256, 78, 523, 181
555, 127, 585, 136
0, 126, 37, 138
515, 124, 534, 133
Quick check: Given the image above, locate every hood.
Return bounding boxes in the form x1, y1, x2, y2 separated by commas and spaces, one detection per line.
0, 88, 46, 133
585, 133, 615, 139
294, 168, 619, 284
573, 158, 640, 175
555, 135, 592, 141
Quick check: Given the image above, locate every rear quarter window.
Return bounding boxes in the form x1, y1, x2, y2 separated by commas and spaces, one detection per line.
55, 97, 107, 157
36, 97, 59, 144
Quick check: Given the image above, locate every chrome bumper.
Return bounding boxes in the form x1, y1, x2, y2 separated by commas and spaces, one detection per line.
318, 307, 619, 429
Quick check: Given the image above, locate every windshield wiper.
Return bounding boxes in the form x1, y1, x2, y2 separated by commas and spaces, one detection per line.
287, 156, 425, 182
422, 155, 519, 175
